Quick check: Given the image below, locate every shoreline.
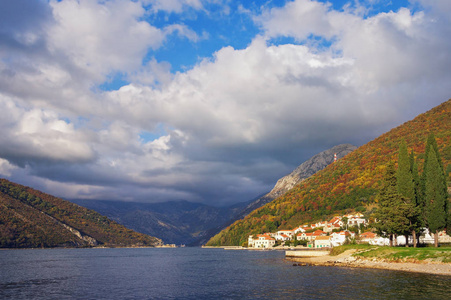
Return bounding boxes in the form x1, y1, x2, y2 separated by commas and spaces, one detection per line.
286, 249, 451, 276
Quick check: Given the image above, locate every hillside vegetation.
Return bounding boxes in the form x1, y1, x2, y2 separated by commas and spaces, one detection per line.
207, 99, 451, 246
0, 179, 162, 248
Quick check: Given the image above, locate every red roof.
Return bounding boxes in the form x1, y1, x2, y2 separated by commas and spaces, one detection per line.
329, 216, 341, 223
360, 232, 376, 238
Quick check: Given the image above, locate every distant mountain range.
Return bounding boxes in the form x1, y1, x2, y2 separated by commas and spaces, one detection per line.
71, 199, 248, 246
206, 99, 451, 246
0, 179, 162, 248
72, 144, 355, 245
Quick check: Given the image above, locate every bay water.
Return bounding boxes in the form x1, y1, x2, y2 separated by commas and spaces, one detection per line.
1, 247, 450, 299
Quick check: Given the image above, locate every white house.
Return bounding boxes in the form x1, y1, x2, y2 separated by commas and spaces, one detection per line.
419, 229, 451, 244
347, 216, 367, 227
293, 226, 306, 234
359, 231, 377, 244
275, 233, 291, 242
296, 230, 326, 242
323, 223, 341, 233
314, 236, 331, 248
249, 234, 276, 248
276, 229, 295, 237
330, 230, 355, 247
329, 216, 344, 227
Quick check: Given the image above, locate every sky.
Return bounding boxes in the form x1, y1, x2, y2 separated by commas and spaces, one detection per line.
0, 0, 450, 206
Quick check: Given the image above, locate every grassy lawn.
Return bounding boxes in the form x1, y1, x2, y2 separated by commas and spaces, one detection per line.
329, 244, 377, 256
331, 244, 451, 263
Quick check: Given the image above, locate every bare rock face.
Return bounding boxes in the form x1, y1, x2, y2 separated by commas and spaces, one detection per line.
268, 144, 357, 199
236, 144, 357, 218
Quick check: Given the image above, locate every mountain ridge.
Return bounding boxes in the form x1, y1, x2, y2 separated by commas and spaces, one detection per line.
72, 144, 356, 246
71, 199, 247, 245
235, 144, 357, 220
0, 179, 162, 248
206, 99, 451, 246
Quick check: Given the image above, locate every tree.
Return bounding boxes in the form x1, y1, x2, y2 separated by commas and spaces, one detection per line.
424, 146, 448, 247
342, 216, 348, 230
375, 162, 401, 246
420, 133, 444, 211
396, 140, 421, 247
397, 140, 415, 200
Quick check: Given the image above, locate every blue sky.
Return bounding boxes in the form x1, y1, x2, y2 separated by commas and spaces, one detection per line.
102, 0, 417, 89
0, 0, 450, 205
95, 0, 417, 91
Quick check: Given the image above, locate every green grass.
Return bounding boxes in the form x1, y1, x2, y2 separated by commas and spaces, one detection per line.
329, 244, 377, 256
352, 246, 451, 263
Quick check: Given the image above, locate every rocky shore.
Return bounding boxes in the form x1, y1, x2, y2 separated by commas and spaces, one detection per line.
287, 249, 451, 276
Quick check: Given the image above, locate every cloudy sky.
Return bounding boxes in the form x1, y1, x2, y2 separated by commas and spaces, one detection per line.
0, 0, 450, 206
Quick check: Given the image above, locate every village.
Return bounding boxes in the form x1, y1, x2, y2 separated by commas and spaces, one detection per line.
247, 213, 451, 249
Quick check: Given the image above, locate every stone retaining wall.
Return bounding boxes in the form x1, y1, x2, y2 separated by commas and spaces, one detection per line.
286, 250, 329, 257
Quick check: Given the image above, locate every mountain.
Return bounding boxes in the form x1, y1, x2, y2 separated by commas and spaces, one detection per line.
206, 99, 451, 246
192, 144, 356, 246
0, 179, 162, 248
235, 144, 357, 220
72, 144, 355, 246
71, 199, 247, 245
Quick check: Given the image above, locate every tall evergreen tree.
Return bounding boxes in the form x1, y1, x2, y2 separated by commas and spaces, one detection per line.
420, 134, 439, 208
409, 150, 421, 206
424, 147, 448, 247
397, 140, 415, 200
409, 150, 423, 246
375, 162, 411, 246
396, 140, 420, 247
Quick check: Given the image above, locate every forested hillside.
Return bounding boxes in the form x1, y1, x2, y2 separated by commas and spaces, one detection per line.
207, 99, 451, 246
0, 179, 162, 248
71, 199, 247, 246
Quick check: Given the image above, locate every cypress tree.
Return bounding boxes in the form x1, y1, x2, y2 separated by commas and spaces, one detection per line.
420, 134, 441, 210
396, 140, 420, 247
375, 162, 409, 246
409, 150, 421, 207
397, 140, 415, 200
424, 147, 447, 247
409, 150, 423, 246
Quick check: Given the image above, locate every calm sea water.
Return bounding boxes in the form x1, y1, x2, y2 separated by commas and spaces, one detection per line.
0, 247, 450, 299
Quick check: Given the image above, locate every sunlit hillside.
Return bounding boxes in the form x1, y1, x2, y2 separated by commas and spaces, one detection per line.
207, 99, 451, 246
0, 179, 162, 248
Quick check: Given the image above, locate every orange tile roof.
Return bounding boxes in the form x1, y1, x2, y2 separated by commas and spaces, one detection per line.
360, 232, 376, 238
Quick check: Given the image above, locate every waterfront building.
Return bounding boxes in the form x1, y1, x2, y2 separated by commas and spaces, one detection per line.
314, 236, 331, 248
249, 234, 276, 248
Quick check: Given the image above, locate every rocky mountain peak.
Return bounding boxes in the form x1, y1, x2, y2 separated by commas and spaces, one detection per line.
236, 144, 357, 218
269, 144, 357, 199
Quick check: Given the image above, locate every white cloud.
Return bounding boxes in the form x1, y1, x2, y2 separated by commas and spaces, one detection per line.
0, 0, 450, 205
164, 24, 207, 42
255, 0, 335, 41
144, 0, 204, 13
0, 95, 95, 166
48, 0, 165, 81
0, 158, 17, 177
129, 59, 173, 87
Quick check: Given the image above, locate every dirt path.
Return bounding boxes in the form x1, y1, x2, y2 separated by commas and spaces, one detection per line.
288, 249, 451, 276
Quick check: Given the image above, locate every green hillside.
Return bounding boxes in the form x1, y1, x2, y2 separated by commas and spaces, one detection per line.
0, 179, 162, 248
207, 99, 451, 246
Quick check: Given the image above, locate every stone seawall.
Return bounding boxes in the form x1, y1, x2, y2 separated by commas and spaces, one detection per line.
286, 250, 330, 257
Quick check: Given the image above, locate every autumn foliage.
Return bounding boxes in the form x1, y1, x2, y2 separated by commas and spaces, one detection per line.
0, 179, 162, 248
207, 99, 451, 246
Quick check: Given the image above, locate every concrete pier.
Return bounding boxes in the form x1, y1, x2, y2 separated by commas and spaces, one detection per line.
285, 250, 329, 258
